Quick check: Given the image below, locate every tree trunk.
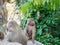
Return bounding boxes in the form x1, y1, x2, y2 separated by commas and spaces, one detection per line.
0, 0, 7, 34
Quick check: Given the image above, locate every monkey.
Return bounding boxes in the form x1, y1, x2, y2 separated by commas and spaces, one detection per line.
24, 18, 36, 44
0, 32, 4, 40
5, 20, 28, 45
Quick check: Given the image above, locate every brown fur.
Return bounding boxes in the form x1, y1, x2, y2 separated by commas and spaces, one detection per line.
25, 18, 36, 43
6, 20, 28, 45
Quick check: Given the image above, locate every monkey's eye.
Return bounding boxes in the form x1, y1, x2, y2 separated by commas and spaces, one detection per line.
28, 23, 34, 26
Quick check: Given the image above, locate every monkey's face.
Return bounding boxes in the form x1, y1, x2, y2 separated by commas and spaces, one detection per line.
7, 27, 14, 33
27, 18, 35, 26
7, 21, 16, 33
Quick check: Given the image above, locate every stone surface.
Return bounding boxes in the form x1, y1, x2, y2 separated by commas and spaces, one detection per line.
0, 41, 22, 45
0, 39, 44, 45
27, 40, 44, 45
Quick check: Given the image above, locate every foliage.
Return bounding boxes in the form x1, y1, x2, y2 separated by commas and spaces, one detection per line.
39, 34, 60, 45
15, 0, 28, 6
19, 0, 60, 45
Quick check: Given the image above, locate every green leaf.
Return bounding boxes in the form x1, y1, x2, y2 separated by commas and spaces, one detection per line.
19, 2, 31, 13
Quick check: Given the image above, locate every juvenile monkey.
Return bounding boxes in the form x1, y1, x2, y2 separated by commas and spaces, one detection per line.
5, 20, 28, 45
25, 18, 36, 43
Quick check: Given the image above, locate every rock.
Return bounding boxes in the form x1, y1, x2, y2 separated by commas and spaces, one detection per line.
27, 40, 44, 45
0, 41, 22, 45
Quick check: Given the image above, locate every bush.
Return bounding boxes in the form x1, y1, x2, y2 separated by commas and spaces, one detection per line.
18, 0, 60, 45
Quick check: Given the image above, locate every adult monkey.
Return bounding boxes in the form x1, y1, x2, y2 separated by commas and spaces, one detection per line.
24, 18, 36, 44
5, 20, 28, 45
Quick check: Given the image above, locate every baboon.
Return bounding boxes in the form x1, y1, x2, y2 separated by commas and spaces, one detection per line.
25, 18, 36, 43
0, 32, 4, 40
5, 20, 28, 45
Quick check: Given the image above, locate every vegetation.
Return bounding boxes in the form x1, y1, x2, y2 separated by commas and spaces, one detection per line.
16, 0, 60, 45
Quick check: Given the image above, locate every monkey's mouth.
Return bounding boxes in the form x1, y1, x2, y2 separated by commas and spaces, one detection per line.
28, 33, 32, 36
